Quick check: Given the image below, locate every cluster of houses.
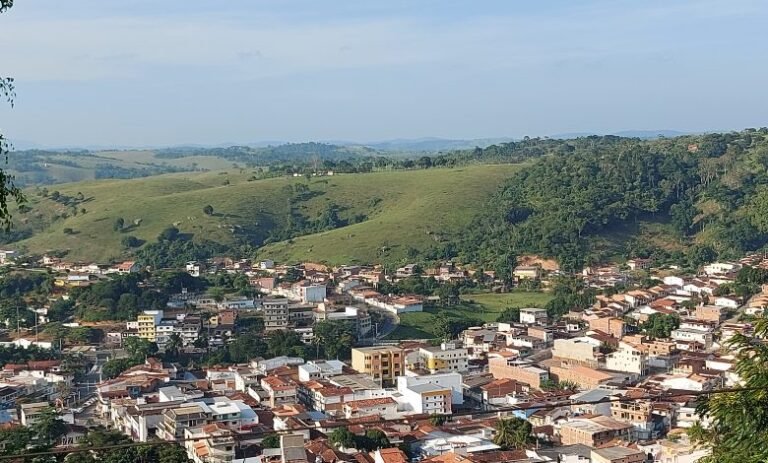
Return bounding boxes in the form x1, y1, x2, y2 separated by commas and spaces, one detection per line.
4, 249, 768, 462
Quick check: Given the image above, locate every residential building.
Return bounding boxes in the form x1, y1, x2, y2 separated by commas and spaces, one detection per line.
627, 258, 652, 271
260, 376, 298, 408
591, 447, 646, 463
610, 393, 656, 440
137, 310, 163, 342
298, 382, 354, 414
552, 338, 601, 369
297, 360, 345, 382
157, 404, 210, 440
589, 317, 625, 338
263, 299, 289, 332
373, 448, 409, 463
342, 397, 399, 419
488, 357, 548, 388
396, 372, 464, 405
410, 342, 468, 374
694, 305, 726, 323
184, 423, 236, 463
513, 265, 541, 281
20, 402, 50, 426
351, 346, 404, 386
519, 307, 548, 324
397, 381, 452, 415
670, 328, 713, 350
605, 342, 649, 375
549, 365, 614, 389
559, 416, 633, 447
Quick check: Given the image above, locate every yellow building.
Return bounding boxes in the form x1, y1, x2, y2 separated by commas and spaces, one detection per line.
351, 346, 404, 385
137, 310, 163, 342
412, 342, 469, 374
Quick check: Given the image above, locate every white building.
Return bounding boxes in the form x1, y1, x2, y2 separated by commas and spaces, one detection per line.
298, 360, 346, 382
519, 307, 548, 324
186, 261, 203, 277
605, 342, 649, 375
396, 372, 463, 405
671, 329, 713, 349
298, 284, 326, 303
397, 382, 452, 415
702, 262, 741, 276
409, 342, 468, 374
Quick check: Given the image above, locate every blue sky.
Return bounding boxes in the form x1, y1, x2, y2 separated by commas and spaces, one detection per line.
1, 0, 766, 147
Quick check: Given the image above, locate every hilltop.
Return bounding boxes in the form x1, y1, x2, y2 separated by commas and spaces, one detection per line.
8, 164, 520, 263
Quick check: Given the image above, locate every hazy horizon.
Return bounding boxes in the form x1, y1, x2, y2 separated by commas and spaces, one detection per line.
2, 0, 767, 147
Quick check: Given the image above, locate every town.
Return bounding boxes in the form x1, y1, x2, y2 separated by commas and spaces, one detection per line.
0, 248, 764, 463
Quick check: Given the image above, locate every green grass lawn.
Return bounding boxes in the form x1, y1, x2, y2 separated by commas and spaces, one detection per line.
388, 290, 553, 340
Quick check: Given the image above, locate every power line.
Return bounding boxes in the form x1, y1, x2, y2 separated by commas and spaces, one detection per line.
0, 385, 760, 460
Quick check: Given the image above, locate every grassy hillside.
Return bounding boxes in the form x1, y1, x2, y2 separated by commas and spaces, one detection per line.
7, 164, 520, 263
259, 164, 522, 264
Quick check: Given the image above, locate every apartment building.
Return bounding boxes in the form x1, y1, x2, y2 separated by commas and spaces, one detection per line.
398, 382, 452, 415
156, 404, 210, 440
260, 376, 298, 408
138, 310, 163, 342
605, 342, 649, 375
410, 342, 468, 374
263, 298, 289, 332
351, 346, 404, 386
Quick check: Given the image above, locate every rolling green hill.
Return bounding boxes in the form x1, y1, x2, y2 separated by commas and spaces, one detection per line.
7, 164, 521, 263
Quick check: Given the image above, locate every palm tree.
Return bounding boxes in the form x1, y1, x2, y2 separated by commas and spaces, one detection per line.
493, 417, 533, 450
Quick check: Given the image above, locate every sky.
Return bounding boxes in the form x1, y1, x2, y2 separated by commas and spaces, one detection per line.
1, 0, 767, 148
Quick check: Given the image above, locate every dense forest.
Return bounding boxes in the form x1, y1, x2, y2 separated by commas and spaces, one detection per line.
449, 129, 768, 271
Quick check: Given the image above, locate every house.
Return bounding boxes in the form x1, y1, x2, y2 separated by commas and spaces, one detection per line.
20, 402, 51, 426
397, 381, 452, 415
590, 446, 645, 463
342, 397, 398, 419
694, 305, 726, 322
260, 376, 298, 408
373, 448, 409, 463
513, 265, 541, 281
588, 317, 625, 338
627, 258, 652, 271
559, 416, 633, 447
186, 261, 204, 277
298, 360, 346, 382
111, 261, 141, 274
670, 328, 713, 350
519, 307, 548, 325
397, 372, 464, 405
552, 338, 601, 369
